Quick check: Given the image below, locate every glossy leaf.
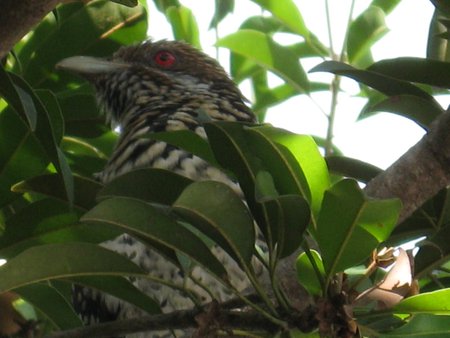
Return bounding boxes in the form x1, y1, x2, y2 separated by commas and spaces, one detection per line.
379, 314, 450, 338
166, 5, 200, 48
173, 180, 255, 266
250, 0, 308, 37
326, 155, 382, 183
69, 276, 160, 315
310, 61, 433, 100
363, 94, 443, 129
16, 283, 82, 329
252, 126, 330, 217
0, 243, 145, 292
204, 122, 267, 231
217, 30, 309, 93
259, 194, 310, 258
296, 250, 324, 296
12, 174, 101, 211
81, 197, 228, 281
98, 168, 193, 204
394, 289, 450, 314
368, 57, 450, 88
317, 179, 401, 284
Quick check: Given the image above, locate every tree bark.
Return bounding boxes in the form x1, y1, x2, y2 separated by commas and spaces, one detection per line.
0, 0, 93, 60
364, 110, 450, 223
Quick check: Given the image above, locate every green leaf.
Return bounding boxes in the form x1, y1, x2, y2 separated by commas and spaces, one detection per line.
111, 0, 138, 7
0, 243, 144, 292
326, 155, 382, 183
368, 57, 450, 88
415, 225, 450, 279
69, 276, 160, 314
209, 0, 234, 29
296, 250, 324, 296
173, 180, 255, 266
8, 72, 74, 205
16, 283, 82, 329
204, 122, 267, 232
347, 6, 388, 67
260, 194, 310, 258
19, 1, 147, 89
250, 0, 308, 37
362, 94, 443, 129
379, 314, 450, 338
393, 289, 450, 315
217, 30, 309, 93
317, 179, 401, 284
98, 168, 193, 204
253, 126, 330, 217
166, 5, 200, 48
0, 108, 48, 207
12, 174, 101, 211
0, 66, 37, 129
310, 61, 433, 100
371, 0, 401, 14
81, 197, 228, 281
35, 90, 65, 143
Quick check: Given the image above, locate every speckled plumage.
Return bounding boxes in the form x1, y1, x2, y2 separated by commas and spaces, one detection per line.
59, 40, 259, 337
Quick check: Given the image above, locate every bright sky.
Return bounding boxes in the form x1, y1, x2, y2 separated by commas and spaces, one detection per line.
147, 0, 437, 169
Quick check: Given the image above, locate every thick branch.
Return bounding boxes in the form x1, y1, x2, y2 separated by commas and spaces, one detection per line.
0, 0, 92, 59
44, 307, 279, 338
364, 110, 450, 223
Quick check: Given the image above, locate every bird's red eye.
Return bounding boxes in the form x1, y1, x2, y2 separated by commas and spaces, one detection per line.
154, 50, 176, 67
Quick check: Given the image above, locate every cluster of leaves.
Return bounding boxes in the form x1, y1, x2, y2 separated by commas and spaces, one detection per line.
0, 0, 450, 337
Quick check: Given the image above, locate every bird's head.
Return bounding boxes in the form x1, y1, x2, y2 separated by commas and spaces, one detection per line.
57, 40, 255, 127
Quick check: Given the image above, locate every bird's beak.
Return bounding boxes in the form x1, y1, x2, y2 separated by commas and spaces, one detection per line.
56, 56, 129, 80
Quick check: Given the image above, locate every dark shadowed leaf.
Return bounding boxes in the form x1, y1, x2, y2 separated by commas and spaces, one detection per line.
326, 155, 382, 183
19, 1, 147, 89
15, 283, 82, 329
12, 174, 101, 211
310, 61, 433, 100
362, 94, 443, 129
415, 226, 450, 279
81, 197, 228, 281
111, 0, 138, 7
0, 243, 145, 292
98, 168, 193, 204
173, 180, 255, 266
368, 57, 450, 88
68, 276, 160, 315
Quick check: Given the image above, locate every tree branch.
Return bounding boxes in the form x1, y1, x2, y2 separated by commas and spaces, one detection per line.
44, 306, 280, 338
0, 0, 91, 60
364, 110, 450, 223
